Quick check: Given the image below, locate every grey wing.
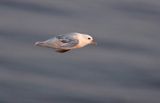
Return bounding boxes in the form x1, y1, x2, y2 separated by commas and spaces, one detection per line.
56, 35, 79, 49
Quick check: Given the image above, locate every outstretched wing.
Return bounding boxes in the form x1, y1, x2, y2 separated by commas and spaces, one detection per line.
56, 35, 79, 49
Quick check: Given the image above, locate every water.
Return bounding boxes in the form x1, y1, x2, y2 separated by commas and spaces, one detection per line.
0, 0, 160, 103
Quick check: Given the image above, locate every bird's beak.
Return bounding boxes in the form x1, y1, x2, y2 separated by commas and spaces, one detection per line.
91, 39, 97, 45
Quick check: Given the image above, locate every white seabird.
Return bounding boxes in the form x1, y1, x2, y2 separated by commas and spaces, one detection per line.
35, 32, 96, 53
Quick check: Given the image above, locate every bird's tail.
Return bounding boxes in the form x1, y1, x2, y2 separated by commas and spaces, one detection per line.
34, 41, 45, 46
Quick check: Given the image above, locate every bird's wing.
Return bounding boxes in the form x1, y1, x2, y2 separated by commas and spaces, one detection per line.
56, 35, 79, 49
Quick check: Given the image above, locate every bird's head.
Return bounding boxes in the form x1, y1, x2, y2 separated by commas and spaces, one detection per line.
75, 33, 97, 47
81, 34, 97, 45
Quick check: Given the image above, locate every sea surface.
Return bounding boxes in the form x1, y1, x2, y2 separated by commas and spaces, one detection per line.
0, 0, 160, 103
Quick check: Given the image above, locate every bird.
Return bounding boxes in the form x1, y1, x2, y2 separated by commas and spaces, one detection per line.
34, 32, 96, 53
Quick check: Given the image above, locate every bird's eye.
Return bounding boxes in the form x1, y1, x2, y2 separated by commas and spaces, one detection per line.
88, 38, 91, 40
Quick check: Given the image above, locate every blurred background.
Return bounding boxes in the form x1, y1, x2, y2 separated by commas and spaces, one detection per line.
0, 0, 160, 103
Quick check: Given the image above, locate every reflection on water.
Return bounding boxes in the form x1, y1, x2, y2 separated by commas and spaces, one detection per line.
0, 0, 160, 103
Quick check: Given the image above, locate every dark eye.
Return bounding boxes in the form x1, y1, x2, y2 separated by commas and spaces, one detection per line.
88, 37, 91, 40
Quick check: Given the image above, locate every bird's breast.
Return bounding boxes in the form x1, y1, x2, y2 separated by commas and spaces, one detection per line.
74, 42, 86, 48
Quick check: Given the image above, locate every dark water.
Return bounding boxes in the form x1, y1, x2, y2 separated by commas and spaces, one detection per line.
0, 0, 160, 103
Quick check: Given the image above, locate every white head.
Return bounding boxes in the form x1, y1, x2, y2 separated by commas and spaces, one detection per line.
75, 33, 96, 47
